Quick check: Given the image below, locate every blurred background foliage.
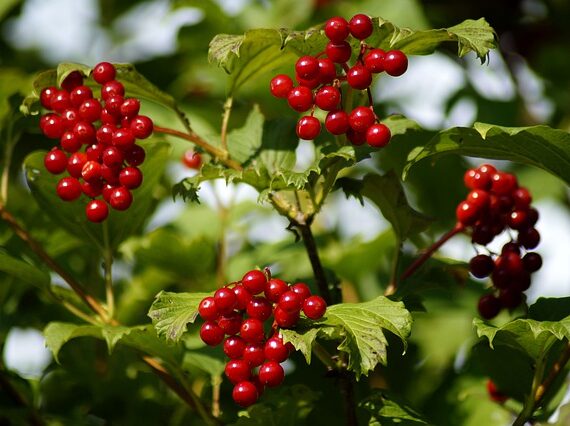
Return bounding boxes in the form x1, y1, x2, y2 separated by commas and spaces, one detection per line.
0, 0, 569, 425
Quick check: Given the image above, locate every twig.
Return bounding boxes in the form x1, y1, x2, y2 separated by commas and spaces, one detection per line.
297, 223, 333, 305
339, 370, 359, 426
102, 221, 114, 319
220, 97, 233, 151
399, 223, 465, 282
384, 238, 403, 296
154, 125, 242, 171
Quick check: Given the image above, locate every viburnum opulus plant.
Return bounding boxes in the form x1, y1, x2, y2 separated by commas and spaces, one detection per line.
1, 7, 570, 426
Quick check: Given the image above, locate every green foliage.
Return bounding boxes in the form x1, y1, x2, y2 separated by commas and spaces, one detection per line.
361, 391, 431, 425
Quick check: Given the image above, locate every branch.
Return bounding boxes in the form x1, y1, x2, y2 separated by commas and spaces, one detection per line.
220, 97, 233, 151
154, 125, 242, 171
297, 222, 333, 305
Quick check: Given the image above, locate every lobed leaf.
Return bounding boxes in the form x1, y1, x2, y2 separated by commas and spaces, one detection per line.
404, 123, 570, 186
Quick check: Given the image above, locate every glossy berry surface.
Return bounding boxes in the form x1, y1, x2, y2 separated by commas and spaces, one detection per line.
242, 270, 267, 294
324, 16, 349, 42
366, 123, 391, 147
347, 65, 372, 90
383, 50, 408, 76
303, 295, 327, 319
232, 381, 258, 407
270, 74, 294, 98
296, 116, 321, 140
200, 321, 224, 346
85, 200, 109, 223
258, 361, 284, 387
348, 14, 373, 39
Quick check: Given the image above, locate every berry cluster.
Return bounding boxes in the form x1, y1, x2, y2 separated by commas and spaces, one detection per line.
269, 14, 408, 147
39, 62, 153, 223
455, 164, 541, 319
198, 269, 327, 407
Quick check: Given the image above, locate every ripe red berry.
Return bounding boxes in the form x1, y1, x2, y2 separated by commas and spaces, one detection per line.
93, 62, 116, 85
349, 106, 375, 132
295, 56, 320, 80
50, 90, 71, 113
246, 296, 273, 321
455, 201, 479, 226
233, 284, 253, 310
508, 210, 529, 230
264, 336, 289, 363
40, 114, 66, 139
325, 41, 352, 63
44, 148, 68, 174
119, 167, 143, 189
274, 306, 300, 328
240, 318, 265, 343
109, 186, 133, 211
491, 172, 518, 195
366, 123, 391, 148
522, 252, 542, 272
81, 160, 102, 182
469, 254, 495, 278
69, 85, 93, 108
242, 270, 267, 295
302, 295, 327, 319
72, 121, 96, 144
40, 86, 57, 109
232, 381, 258, 407
102, 146, 124, 167
487, 379, 508, 403
214, 287, 237, 315
278, 291, 303, 313
287, 86, 314, 112
270, 74, 294, 98
464, 169, 491, 190
198, 297, 219, 321
383, 50, 408, 76
78, 99, 102, 123
120, 98, 140, 118
466, 189, 490, 212
349, 14, 373, 40
258, 361, 284, 387
112, 128, 136, 149
318, 58, 337, 84
124, 144, 146, 166
218, 311, 243, 336
471, 223, 494, 245
347, 128, 367, 146
264, 279, 289, 303
364, 49, 385, 73
56, 177, 82, 201
518, 227, 540, 249
324, 16, 350, 42
101, 80, 125, 101
325, 111, 350, 135
296, 74, 320, 89
200, 321, 224, 346
291, 283, 311, 301
296, 116, 321, 140
347, 65, 372, 90
477, 294, 501, 319
243, 343, 265, 367
85, 200, 109, 223
512, 187, 532, 209
224, 336, 246, 359
315, 86, 341, 111
499, 288, 524, 309
67, 152, 87, 178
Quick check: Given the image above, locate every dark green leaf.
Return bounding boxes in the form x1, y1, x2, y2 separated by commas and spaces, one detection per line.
528, 297, 570, 322
0, 251, 50, 289
404, 123, 570, 186
361, 391, 431, 425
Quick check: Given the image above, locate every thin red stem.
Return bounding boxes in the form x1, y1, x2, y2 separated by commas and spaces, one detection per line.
400, 223, 466, 282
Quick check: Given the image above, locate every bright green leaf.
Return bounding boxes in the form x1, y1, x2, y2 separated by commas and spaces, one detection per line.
227, 104, 264, 164
148, 291, 213, 341
404, 123, 570, 186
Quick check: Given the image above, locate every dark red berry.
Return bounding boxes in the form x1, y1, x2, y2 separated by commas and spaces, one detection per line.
270, 74, 294, 98
224, 336, 246, 359
349, 106, 375, 132
246, 296, 273, 321
232, 381, 258, 407
513, 187, 532, 209
324, 16, 350, 42
81, 180, 103, 198
518, 227, 540, 249
315, 86, 341, 111
295, 56, 320, 80
56, 177, 82, 201
302, 295, 326, 319
467, 189, 490, 211
347, 65, 372, 90
243, 344, 265, 367
61, 71, 83, 92
364, 49, 385, 73
456, 201, 479, 226
109, 186, 133, 211
264, 279, 289, 303
258, 361, 284, 387
522, 252, 542, 272
200, 321, 224, 346
325, 41, 352, 63
274, 306, 300, 328
325, 111, 350, 135
198, 297, 218, 321
478, 294, 501, 319
40, 114, 66, 139
366, 123, 391, 147
464, 169, 491, 190
348, 14, 373, 39
218, 311, 243, 336
44, 148, 67, 174
93, 62, 116, 84
383, 50, 408, 76
240, 318, 265, 343
214, 287, 237, 315
491, 172, 517, 195
124, 144, 146, 166
318, 58, 337, 84
296, 74, 320, 89
278, 291, 303, 313
85, 200, 108, 223
508, 210, 529, 230
469, 254, 495, 278
242, 270, 267, 295
347, 128, 367, 146
264, 336, 289, 363
296, 116, 321, 140
287, 86, 314, 112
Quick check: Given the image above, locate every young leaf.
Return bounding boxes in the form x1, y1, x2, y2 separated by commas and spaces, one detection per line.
473, 316, 570, 360
361, 391, 432, 425
148, 291, 213, 341
282, 296, 412, 379
404, 123, 570, 186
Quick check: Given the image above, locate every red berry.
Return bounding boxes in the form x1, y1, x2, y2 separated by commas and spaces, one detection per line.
295, 56, 319, 80
120, 98, 140, 118
326, 41, 352, 63
200, 321, 224, 346
325, 111, 350, 135
109, 186, 133, 211
366, 123, 391, 147
287, 86, 314, 112
274, 306, 300, 328
347, 128, 367, 146
347, 65, 372, 90
56, 177, 82, 201
296, 74, 320, 89
40, 87, 57, 109
464, 169, 491, 190
67, 152, 87, 178
40, 113, 65, 139
518, 227, 540, 249
240, 318, 265, 343
224, 336, 246, 359
225, 359, 252, 384
81, 160, 102, 183
214, 287, 237, 315
349, 14, 373, 40
101, 108, 118, 125
513, 187, 532, 209
233, 284, 253, 310
61, 71, 84, 92
324, 16, 349, 42
218, 311, 243, 336
61, 109, 79, 129
198, 297, 218, 321
264, 279, 289, 303
499, 288, 524, 309
119, 166, 143, 189
246, 296, 273, 321
78, 99, 102, 122
232, 381, 258, 407
315, 86, 341, 111
383, 50, 408, 76
264, 336, 289, 363
50, 90, 71, 113
102, 146, 124, 167
296, 116, 321, 140
471, 223, 494, 245
270, 74, 294, 98
69, 85, 93, 108
477, 294, 501, 319
105, 95, 124, 116
278, 291, 303, 313
242, 270, 267, 295
93, 62, 116, 84
72, 121, 96, 144
44, 148, 67, 174
467, 189, 490, 212
96, 124, 115, 145
258, 361, 284, 387
469, 254, 495, 278
302, 295, 327, 319
363, 49, 385, 73
318, 58, 337, 84
456, 201, 479, 226
101, 80, 125, 101
291, 283, 311, 301
487, 379, 508, 403
112, 128, 135, 149
491, 172, 518, 195
85, 200, 108, 223
522, 252, 542, 272
124, 144, 146, 166
83, 178, 104, 196
508, 210, 529, 230
349, 106, 375, 132
243, 344, 265, 367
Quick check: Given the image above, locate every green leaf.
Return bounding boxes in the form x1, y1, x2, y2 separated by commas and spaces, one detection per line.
361, 391, 432, 425
0, 251, 50, 289
43, 322, 180, 364
148, 291, 213, 341
227, 104, 264, 164
361, 172, 431, 241
282, 296, 412, 379
473, 316, 570, 360
208, 17, 496, 94
24, 141, 170, 250
183, 352, 225, 386
404, 123, 570, 186
528, 297, 570, 322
